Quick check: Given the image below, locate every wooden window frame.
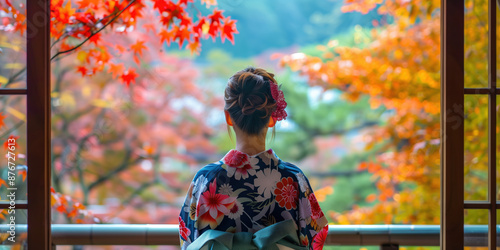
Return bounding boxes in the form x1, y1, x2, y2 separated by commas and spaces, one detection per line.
442, 0, 499, 249
0, 0, 53, 248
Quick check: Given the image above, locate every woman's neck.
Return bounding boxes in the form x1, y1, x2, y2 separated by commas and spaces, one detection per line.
234, 127, 267, 156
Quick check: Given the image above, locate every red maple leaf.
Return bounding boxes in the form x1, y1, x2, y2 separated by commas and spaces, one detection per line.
19, 169, 26, 182
108, 63, 125, 79
208, 8, 224, 23
67, 209, 78, 218
178, 0, 194, 5
187, 37, 200, 55
56, 205, 66, 213
115, 44, 126, 53
221, 17, 238, 44
95, 50, 110, 64
77, 66, 87, 76
193, 17, 206, 34
208, 22, 219, 41
159, 28, 176, 45
0, 112, 6, 128
169, 3, 184, 18
76, 0, 101, 9
120, 68, 138, 87
88, 32, 101, 45
153, 0, 169, 11
4, 135, 19, 150
175, 27, 191, 48
179, 14, 191, 27
143, 23, 156, 33
131, 40, 147, 56
161, 15, 173, 27
0, 179, 7, 188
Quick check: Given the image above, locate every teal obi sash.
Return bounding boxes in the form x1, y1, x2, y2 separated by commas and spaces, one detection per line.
186, 219, 308, 250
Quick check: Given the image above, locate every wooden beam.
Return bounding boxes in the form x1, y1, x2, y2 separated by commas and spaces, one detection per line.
27, 0, 52, 248
440, 0, 465, 249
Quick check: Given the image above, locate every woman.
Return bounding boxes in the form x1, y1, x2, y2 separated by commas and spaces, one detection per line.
179, 67, 328, 249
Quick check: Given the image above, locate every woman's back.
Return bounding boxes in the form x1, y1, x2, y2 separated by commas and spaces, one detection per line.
179, 148, 328, 249
178, 67, 328, 249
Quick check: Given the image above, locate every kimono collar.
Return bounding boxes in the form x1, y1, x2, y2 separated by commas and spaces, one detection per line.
222, 148, 280, 168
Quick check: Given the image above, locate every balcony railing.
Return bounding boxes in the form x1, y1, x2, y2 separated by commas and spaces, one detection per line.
0, 224, 496, 248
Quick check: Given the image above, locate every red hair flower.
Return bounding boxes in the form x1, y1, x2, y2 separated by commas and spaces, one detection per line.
269, 80, 287, 121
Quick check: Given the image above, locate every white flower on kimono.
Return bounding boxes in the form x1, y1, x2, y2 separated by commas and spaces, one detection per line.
254, 167, 281, 199
226, 163, 259, 180
228, 200, 244, 220
298, 197, 312, 228
296, 173, 309, 193
259, 149, 277, 166
192, 175, 208, 200
249, 157, 260, 166
218, 183, 233, 196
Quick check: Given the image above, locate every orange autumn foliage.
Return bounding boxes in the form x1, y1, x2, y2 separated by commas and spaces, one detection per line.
280, 0, 495, 226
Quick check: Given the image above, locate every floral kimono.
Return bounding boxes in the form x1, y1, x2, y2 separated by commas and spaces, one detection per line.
179, 149, 329, 250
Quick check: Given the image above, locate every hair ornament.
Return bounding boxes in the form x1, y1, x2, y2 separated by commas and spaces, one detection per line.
269, 80, 287, 121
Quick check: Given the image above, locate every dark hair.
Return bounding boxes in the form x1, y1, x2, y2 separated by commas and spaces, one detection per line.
224, 67, 278, 135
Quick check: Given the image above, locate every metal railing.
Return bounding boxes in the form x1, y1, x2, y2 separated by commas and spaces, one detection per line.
0, 224, 497, 248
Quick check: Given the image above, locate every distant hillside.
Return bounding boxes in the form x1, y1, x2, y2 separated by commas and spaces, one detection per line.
186, 0, 381, 60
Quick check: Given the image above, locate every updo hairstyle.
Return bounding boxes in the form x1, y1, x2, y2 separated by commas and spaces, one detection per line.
224, 67, 278, 135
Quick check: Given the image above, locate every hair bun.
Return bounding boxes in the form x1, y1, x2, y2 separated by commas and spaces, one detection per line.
239, 93, 268, 116
224, 67, 279, 135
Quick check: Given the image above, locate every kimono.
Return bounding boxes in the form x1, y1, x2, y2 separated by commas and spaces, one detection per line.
179, 148, 329, 250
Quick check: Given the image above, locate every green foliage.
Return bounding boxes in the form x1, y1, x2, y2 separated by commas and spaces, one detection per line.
270, 71, 385, 162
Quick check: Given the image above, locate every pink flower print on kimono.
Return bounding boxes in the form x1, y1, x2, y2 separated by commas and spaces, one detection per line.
196, 179, 236, 230
178, 148, 329, 250
223, 149, 260, 180
178, 216, 191, 241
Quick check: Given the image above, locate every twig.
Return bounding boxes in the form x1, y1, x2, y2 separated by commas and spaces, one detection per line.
50, 0, 137, 61
0, 121, 25, 140
3, 66, 27, 88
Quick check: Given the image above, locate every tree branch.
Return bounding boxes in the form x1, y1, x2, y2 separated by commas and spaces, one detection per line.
50, 0, 138, 61
87, 146, 143, 191
3, 66, 27, 88
0, 121, 25, 140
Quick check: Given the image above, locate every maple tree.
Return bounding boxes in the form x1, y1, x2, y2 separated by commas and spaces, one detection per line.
48, 37, 220, 224
279, 0, 496, 226
1, 0, 238, 86
0, 0, 237, 228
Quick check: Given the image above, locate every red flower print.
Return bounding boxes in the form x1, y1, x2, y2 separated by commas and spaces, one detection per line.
223, 149, 249, 167
197, 179, 236, 229
178, 216, 191, 240
312, 225, 328, 250
274, 177, 298, 210
308, 193, 325, 220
